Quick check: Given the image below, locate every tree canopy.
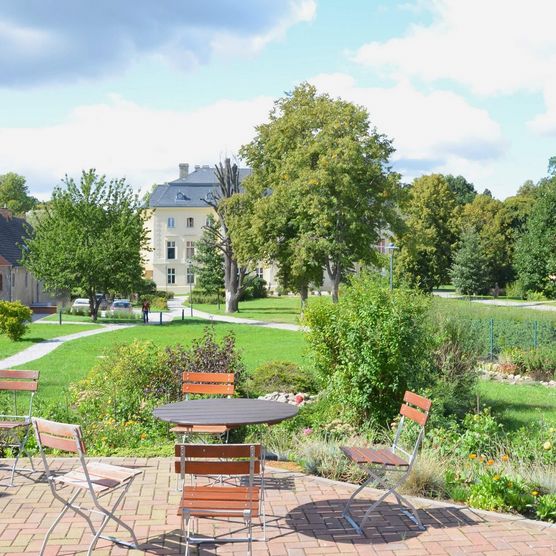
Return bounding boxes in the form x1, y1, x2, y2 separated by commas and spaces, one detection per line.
395, 174, 458, 291
191, 214, 225, 296
239, 82, 401, 302
0, 172, 38, 214
450, 228, 491, 295
22, 170, 149, 320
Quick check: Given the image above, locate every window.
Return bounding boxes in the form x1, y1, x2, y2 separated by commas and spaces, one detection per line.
186, 241, 195, 259
186, 266, 195, 285
256, 267, 264, 279
186, 217, 194, 228
176, 192, 187, 201
167, 240, 176, 260
167, 217, 175, 228
167, 268, 176, 284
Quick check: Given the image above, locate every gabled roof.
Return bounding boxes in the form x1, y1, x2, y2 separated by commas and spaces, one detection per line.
0, 209, 29, 266
149, 165, 251, 208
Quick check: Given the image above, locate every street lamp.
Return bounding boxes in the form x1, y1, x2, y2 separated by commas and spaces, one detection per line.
387, 242, 397, 290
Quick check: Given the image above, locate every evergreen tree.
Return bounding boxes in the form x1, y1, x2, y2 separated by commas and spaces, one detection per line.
191, 214, 224, 296
450, 228, 491, 295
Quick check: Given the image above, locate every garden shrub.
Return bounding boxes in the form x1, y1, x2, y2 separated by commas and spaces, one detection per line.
428, 315, 480, 418
240, 276, 268, 301
188, 288, 224, 304
536, 493, 556, 522
246, 361, 317, 397
303, 273, 432, 426
140, 294, 169, 310
162, 326, 246, 394
0, 300, 32, 341
512, 346, 556, 380
467, 472, 534, 513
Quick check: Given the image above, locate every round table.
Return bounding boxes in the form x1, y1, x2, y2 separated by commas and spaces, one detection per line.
153, 398, 299, 428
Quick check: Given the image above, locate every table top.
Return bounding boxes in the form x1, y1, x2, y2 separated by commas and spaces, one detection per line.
153, 398, 299, 427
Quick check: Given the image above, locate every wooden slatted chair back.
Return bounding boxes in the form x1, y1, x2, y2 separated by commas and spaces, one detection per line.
181, 371, 235, 397
399, 391, 432, 427
33, 417, 86, 454
174, 443, 261, 476
0, 370, 39, 392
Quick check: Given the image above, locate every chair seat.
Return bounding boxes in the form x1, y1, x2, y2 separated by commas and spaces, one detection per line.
0, 420, 29, 430
341, 446, 408, 467
170, 424, 229, 435
53, 462, 141, 493
178, 485, 260, 517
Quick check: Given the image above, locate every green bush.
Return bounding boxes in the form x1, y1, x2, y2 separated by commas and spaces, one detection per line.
140, 295, 169, 310
188, 288, 224, 304
240, 276, 267, 301
246, 361, 317, 397
512, 345, 556, 380
536, 493, 556, 522
505, 280, 526, 299
303, 273, 432, 425
467, 472, 534, 513
0, 300, 32, 341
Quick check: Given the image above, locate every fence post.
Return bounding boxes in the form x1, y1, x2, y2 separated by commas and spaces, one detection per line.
533, 320, 538, 349
59, 310, 62, 325
159, 311, 162, 325
181, 309, 184, 321
489, 318, 494, 360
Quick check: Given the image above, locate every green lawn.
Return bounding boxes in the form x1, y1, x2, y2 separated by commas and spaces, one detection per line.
0, 323, 102, 359
477, 380, 556, 430
15, 319, 308, 400
194, 295, 328, 325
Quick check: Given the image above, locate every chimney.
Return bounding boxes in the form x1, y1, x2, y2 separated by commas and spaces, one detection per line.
179, 163, 189, 179
202, 164, 210, 169
194, 164, 200, 170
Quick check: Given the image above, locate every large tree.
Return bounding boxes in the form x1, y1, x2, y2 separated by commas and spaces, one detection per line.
239, 83, 401, 303
0, 172, 38, 214
395, 174, 458, 291
204, 159, 252, 313
459, 193, 514, 288
444, 174, 477, 206
22, 170, 149, 320
450, 228, 491, 295
514, 176, 556, 298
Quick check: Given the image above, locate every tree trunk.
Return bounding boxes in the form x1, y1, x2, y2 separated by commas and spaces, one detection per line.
89, 293, 98, 322
224, 249, 241, 313
326, 259, 341, 303
300, 284, 309, 310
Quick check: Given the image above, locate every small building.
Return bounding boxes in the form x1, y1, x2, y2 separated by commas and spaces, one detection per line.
144, 163, 279, 295
0, 208, 56, 307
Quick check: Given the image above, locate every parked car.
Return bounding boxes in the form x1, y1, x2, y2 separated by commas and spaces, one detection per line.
71, 298, 90, 311
110, 299, 133, 314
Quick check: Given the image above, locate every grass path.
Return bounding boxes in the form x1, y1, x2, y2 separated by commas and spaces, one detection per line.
0, 323, 102, 360
14, 319, 308, 400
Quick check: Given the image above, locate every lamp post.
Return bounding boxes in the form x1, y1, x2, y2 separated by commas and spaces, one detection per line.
387, 242, 397, 290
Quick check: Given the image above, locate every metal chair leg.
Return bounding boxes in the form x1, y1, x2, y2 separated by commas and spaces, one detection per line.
39, 491, 80, 556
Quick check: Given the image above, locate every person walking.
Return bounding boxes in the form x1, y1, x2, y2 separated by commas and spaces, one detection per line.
142, 299, 150, 323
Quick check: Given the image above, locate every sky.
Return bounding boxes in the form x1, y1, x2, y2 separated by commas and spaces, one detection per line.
0, 0, 555, 201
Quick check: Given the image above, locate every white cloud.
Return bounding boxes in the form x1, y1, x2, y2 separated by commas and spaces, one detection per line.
309, 73, 506, 182
529, 80, 556, 136
0, 0, 316, 86
0, 95, 274, 196
353, 0, 556, 97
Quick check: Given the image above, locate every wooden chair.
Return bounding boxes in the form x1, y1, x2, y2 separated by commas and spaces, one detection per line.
175, 443, 265, 556
32, 418, 142, 556
170, 371, 235, 440
341, 391, 432, 533
0, 369, 39, 486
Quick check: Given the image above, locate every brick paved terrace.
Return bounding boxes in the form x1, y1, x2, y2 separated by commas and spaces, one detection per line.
1, 457, 555, 555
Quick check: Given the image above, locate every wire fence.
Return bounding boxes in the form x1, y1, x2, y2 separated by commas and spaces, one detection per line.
457, 318, 556, 359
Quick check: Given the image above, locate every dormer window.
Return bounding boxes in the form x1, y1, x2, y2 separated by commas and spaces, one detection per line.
176, 192, 187, 201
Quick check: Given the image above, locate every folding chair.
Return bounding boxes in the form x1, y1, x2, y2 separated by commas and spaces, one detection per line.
175, 443, 265, 556
341, 391, 432, 534
32, 417, 142, 556
170, 371, 235, 442
0, 369, 39, 486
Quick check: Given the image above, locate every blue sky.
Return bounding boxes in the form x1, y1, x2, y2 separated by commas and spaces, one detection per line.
0, 0, 555, 199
